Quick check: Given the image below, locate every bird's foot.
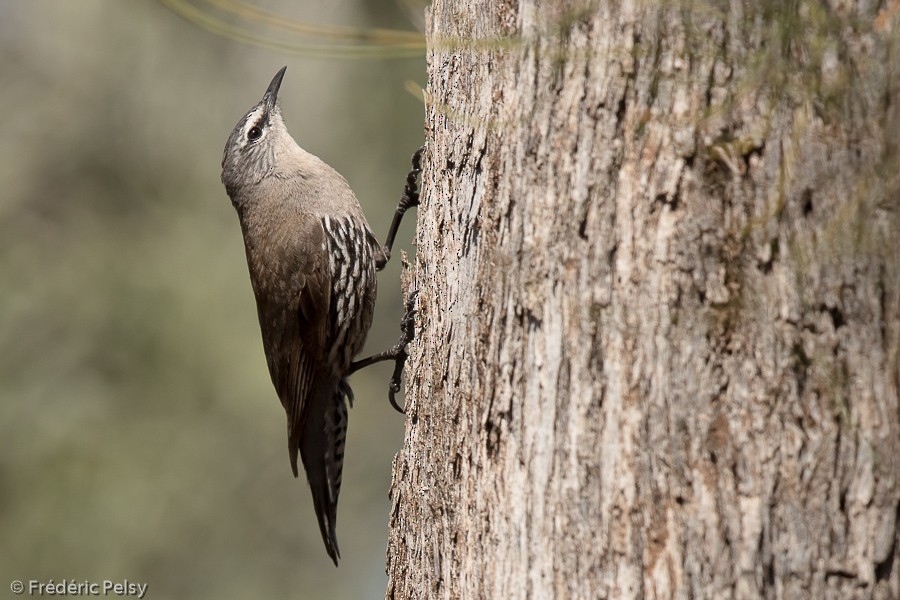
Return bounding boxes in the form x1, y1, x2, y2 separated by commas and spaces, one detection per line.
349, 291, 417, 414
377, 146, 425, 271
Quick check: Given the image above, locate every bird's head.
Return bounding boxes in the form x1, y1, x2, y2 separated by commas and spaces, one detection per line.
221, 66, 292, 200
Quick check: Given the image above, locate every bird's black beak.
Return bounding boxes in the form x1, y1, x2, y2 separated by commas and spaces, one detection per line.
263, 66, 287, 113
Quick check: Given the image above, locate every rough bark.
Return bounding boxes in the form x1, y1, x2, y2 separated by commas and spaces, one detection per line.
387, 1, 900, 598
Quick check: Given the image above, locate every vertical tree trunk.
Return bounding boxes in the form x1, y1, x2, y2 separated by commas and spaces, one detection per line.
386, 2, 899, 598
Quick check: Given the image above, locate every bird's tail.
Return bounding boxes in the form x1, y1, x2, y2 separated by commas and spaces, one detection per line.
297, 374, 352, 566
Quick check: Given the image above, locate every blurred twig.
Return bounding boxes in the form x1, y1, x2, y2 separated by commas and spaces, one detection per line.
159, 0, 426, 59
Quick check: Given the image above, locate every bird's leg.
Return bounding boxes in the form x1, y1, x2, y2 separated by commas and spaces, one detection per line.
349, 291, 417, 413
360, 146, 424, 411
376, 146, 424, 271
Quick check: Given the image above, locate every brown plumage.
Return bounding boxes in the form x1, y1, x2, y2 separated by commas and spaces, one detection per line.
221, 66, 383, 565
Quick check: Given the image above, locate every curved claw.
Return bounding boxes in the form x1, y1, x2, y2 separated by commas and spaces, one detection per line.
388, 383, 405, 414
387, 343, 408, 414
385, 291, 417, 415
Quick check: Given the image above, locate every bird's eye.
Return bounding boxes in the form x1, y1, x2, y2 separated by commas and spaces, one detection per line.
247, 126, 262, 141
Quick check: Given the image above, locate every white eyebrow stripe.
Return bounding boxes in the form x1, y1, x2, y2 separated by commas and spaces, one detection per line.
242, 107, 265, 137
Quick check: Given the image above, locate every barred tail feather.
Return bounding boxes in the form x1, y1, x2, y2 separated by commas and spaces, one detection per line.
329, 378, 351, 504
299, 374, 352, 566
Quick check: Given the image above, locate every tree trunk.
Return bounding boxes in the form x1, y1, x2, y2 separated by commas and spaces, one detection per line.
386, 2, 900, 598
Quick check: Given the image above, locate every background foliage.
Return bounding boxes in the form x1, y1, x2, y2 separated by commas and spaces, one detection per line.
0, 1, 424, 597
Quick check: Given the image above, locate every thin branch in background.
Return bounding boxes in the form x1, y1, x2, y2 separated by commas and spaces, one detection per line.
403, 80, 425, 104
158, 0, 426, 59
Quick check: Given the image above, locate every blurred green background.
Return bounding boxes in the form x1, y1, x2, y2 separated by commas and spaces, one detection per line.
0, 1, 424, 598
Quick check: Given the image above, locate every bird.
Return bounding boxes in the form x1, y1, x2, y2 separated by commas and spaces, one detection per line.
221, 66, 385, 566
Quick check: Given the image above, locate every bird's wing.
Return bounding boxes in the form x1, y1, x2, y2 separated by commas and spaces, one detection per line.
253, 211, 331, 477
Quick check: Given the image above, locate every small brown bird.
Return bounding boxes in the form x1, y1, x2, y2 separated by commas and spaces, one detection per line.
221, 66, 384, 565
